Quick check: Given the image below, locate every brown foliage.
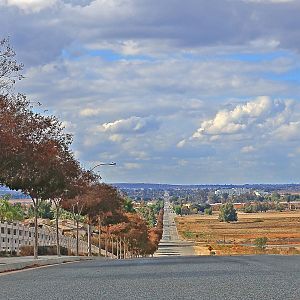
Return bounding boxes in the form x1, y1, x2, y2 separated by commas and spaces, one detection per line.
0, 94, 76, 201
62, 183, 126, 225
109, 208, 164, 256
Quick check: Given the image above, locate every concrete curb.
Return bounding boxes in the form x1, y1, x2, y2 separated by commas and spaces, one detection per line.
0, 256, 93, 273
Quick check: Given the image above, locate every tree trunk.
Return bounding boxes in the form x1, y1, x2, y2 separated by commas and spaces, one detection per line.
33, 199, 38, 259
87, 222, 91, 256
111, 237, 114, 259
56, 205, 60, 257
76, 219, 79, 256
123, 238, 126, 259
116, 236, 119, 259
105, 226, 108, 257
98, 216, 101, 256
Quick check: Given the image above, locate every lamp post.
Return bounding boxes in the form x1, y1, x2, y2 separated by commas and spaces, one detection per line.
88, 162, 116, 256
90, 162, 116, 172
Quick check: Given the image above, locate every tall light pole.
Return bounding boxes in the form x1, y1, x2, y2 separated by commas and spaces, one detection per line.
88, 162, 116, 256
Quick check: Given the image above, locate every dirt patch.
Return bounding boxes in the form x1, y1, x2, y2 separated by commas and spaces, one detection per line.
176, 211, 300, 255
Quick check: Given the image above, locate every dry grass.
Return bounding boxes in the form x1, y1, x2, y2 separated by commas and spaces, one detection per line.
176, 211, 300, 255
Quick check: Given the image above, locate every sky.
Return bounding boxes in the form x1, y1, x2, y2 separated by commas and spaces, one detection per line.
1, 0, 300, 184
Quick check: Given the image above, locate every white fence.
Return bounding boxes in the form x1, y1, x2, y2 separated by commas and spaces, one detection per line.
0, 221, 99, 255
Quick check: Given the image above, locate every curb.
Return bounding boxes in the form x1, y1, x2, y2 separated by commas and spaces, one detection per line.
0, 256, 93, 273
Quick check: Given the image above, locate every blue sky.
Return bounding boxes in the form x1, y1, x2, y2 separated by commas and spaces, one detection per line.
1, 0, 300, 184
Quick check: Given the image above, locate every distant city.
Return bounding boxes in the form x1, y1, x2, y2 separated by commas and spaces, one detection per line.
2, 183, 300, 202
114, 183, 300, 201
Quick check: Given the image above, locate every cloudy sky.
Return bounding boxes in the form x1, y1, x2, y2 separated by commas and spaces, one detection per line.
2, 0, 300, 184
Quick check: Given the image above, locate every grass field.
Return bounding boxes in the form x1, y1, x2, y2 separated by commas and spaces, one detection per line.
175, 211, 300, 255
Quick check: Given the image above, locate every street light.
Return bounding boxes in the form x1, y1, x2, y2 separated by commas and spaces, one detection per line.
88, 162, 116, 256
90, 162, 116, 171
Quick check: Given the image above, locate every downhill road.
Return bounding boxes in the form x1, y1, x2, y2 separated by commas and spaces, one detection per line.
0, 256, 299, 300
154, 198, 195, 257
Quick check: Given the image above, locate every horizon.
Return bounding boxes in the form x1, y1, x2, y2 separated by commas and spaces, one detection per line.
112, 182, 300, 187
2, 182, 300, 189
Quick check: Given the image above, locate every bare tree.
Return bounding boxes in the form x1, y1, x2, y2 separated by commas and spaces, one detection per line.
0, 37, 23, 94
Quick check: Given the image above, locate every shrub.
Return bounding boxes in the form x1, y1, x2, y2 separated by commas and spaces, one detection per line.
243, 205, 254, 213
254, 237, 268, 250
183, 231, 194, 239
174, 205, 182, 215
20, 245, 68, 256
204, 207, 212, 215
0, 250, 17, 257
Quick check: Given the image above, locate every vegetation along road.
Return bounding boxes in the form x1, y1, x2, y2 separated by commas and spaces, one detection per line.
0, 256, 299, 300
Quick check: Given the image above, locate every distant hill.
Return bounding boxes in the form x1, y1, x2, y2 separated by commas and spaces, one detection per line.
2, 183, 300, 199
113, 183, 300, 192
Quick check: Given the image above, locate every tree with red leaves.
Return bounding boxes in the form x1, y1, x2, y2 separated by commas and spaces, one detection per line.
62, 182, 125, 256
0, 39, 68, 258
0, 92, 75, 258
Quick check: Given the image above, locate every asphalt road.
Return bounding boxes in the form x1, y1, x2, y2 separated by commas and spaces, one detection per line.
0, 255, 299, 300
155, 198, 195, 257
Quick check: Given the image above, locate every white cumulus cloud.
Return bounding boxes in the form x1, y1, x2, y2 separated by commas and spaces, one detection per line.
1, 0, 57, 12
274, 121, 300, 140
99, 116, 159, 134
191, 96, 293, 141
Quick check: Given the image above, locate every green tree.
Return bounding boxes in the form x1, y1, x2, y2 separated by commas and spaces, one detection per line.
275, 201, 284, 212
27, 201, 54, 219
271, 192, 280, 202
208, 192, 220, 204
204, 207, 212, 215
174, 205, 181, 215
0, 197, 24, 222
153, 200, 164, 214
218, 203, 237, 222
124, 198, 135, 213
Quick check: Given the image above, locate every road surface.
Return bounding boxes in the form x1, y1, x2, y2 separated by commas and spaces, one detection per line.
0, 256, 299, 300
154, 198, 195, 256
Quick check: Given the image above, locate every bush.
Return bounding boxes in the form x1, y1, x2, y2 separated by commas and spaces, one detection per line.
20, 245, 68, 256
174, 205, 181, 215
218, 203, 238, 222
0, 250, 17, 257
183, 231, 194, 239
254, 237, 268, 250
243, 205, 254, 213
204, 207, 212, 215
